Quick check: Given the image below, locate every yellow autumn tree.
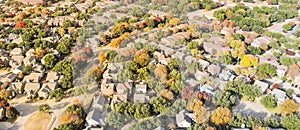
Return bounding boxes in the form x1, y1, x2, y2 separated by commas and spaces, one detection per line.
279, 99, 299, 115
134, 49, 150, 66
160, 89, 174, 100
169, 18, 181, 26
228, 38, 246, 58
210, 107, 232, 125
155, 64, 168, 82
240, 55, 258, 67
99, 52, 106, 64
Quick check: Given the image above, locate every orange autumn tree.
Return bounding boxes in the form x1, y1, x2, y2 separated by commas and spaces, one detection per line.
99, 52, 106, 64
15, 21, 26, 28
210, 107, 232, 125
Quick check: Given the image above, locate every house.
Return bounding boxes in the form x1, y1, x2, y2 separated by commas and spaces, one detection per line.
219, 70, 232, 81
10, 48, 22, 56
92, 95, 106, 112
203, 42, 230, 54
15, 0, 46, 5
271, 89, 287, 104
113, 94, 128, 103
184, 56, 194, 63
200, 84, 215, 96
86, 110, 106, 127
207, 64, 221, 76
251, 36, 276, 48
232, 128, 250, 130
184, 79, 199, 87
133, 93, 149, 103
23, 56, 36, 66
1, 73, 17, 83
11, 56, 24, 64
38, 82, 58, 98
24, 83, 40, 96
176, 110, 192, 128
107, 63, 124, 73
116, 82, 133, 94
195, 71, 209, 81
32, 64, 45, 73
11, 65, 22, 75
9, 82, 24, 94
100, 83, 114, 96
46, 72, 60, 83
254, 80, 269, 94
135, 82, 147, 93
171, 51, 185, 60
23, 72, 44, 83
221, 27, 234, 35
198, 59, 210, 70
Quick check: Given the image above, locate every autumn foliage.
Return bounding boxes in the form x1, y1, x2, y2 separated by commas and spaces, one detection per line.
210, 107, 232, 125
240, 55, 258, 67
15, 21, 26, 28
279, 99, 299, 115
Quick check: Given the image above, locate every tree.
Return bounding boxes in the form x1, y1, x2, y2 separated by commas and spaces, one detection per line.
218, 54, 233, 65
210, 107, 232, 125
257, 64, 276, 78
111, 22, 129, 38
240, 55, 258, 67
213, 9, 226, 20
43, 54, 56, 69
154, 64, 168, 82
280, 56, 296, 66
169, 18, 181, 26
260, 94, 277, 109
213, 91, 236, 108
134, 49, 149, 67
281, 114, 300, 130
22, 65, 32, 75
247, 46, 261, 55
56, 38, 72, 55
63, 20, 73, 28
279, 99, 299, 115
107, 111, 127, 128
263, 117, 280, 128
38, 104, 51, 114
15, 21, 26, 28
149, 96, 171, 115
187, 41, 198, 50
53, 123, 76, 130
98, 52, 106, 64
49, 88, 64, 101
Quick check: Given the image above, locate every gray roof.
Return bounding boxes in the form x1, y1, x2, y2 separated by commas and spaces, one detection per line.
176, 110, 192, 125
133, 94, 149, 103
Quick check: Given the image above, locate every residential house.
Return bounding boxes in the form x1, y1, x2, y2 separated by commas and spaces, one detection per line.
92, 95, 106, 112
0, 108, 5, 120
23, 56, 36, 66
198, 59, 210, 70
207, 64, 221, 76
251, 36, 276, 48
195, 71, 209, 81
11, 37, 23, 44
200, 84, 215, 96
86, 110, 106, 127
38, 83, 58, 98
23, 72, 44, 83
15, 0, 46, 5
32, 64, 45, 73
171, 51, 185, 60
100, 83, 114, 96
9, 82, 24, 94
271, 89, 287, 104
219, 70, 232, 81
107, 63, 124, 73
24, 83, 40, 97
184, 56, 194, 63
232, 128, 250, 130
254, 80, 269, 94
203, 42, 230, 55
221, 27, 234, 35
113, 94, 128, 103
116, 82, 133, 94
133, 93, 149, 103
10, 48, 22, 56
46, 72, 60, 83
184, 79, 199, 87
1, 73, 17, 83
11, 56, 24, 65
11, 66, 22, 75
176, 110, 193, 128
135, 82, 147, 93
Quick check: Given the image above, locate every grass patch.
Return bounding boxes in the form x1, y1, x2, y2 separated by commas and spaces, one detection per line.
24, 111, 51, 130
266, 107, 281, 114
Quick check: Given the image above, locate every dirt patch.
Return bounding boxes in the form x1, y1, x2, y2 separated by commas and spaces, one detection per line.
24, 111, 51, 130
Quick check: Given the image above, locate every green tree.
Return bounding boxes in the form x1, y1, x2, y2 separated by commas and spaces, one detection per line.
56, 38, 72, 55
260, 94, 277, 109
38, 104, 51, 114
49, 88, 64, 101
257, 64, 276, 78
263, 117, 280, 128
213, 9, 226, 20
281, 114, 300, 130
280, 56, 296, 66
22, 65, 32, 75
149, 96, 171, 114
107, 111, 127, 128
43, 54, 56, 69
247, 46, 261, 55
213, 91, 236, 108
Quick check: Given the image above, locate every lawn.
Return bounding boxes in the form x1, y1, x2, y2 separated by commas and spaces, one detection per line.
24, 111, 51, 130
